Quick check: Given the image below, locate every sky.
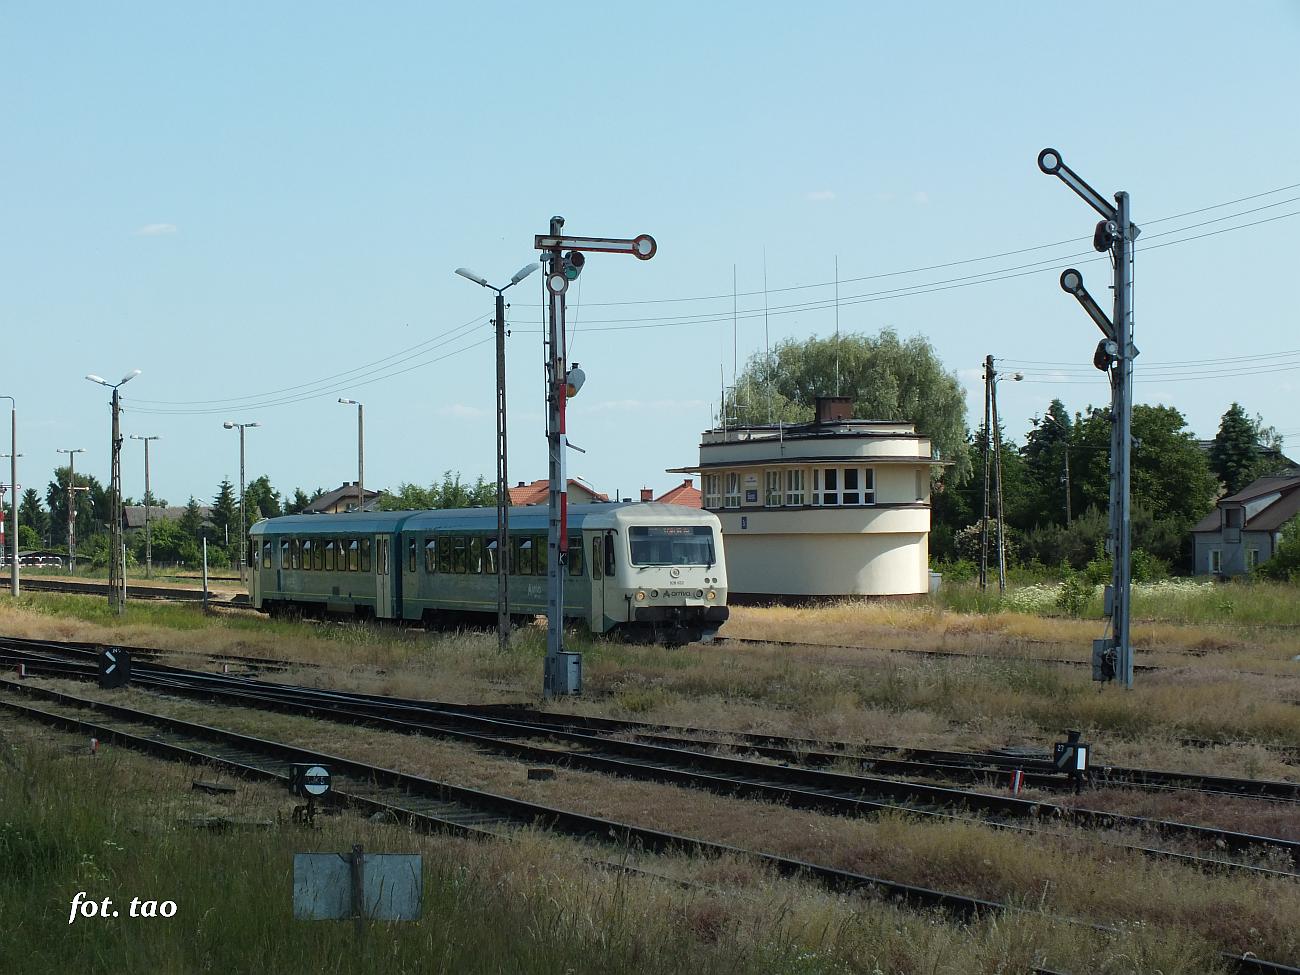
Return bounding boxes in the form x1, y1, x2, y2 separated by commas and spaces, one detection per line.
3, 2, 1299, 511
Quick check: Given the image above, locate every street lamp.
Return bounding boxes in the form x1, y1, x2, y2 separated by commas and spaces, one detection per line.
87, 370, 140, 613
56, 447, 87, 576
129, 434, 161, 577
222, 421, 260, 582
455, 260, 541, 652
337, 399, 365, 512
0, 394, 16, 596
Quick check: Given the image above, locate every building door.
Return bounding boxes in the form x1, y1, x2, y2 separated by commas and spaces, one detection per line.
375, 535, 394, 618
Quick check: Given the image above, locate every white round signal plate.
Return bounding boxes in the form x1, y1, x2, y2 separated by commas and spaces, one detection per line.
547, 272, 569, 294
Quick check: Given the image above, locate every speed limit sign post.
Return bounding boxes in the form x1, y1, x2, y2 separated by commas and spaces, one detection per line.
288, 764, 332, 826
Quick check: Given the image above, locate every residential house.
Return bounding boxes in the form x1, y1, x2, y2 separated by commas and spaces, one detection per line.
508, 477, 609, 506
304, 482, 382, 514
1190, 474, 1300, 576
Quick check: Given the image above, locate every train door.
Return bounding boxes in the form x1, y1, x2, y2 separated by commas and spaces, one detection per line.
589, 532, 605, 629
375, 534, 394, 618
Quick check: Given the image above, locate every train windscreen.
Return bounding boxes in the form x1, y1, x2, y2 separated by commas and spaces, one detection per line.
628, 525, 716, 566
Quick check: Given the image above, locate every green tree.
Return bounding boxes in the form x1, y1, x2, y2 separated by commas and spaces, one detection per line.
1072, 404, 1217, 525
379, 471, 496, 511
19, 488, 48, 543
1208, 403, 1283, 496
729, 329, 971, 482
1022, 399, 1074, 527
45, 467, 104, 550
283, 488, 312, 515
178, 496, 205, 539
210, 479, 238, 545
244, 474, 282, 520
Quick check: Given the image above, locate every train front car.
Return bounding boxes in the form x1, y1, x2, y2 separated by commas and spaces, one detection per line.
594, 503, 728, 644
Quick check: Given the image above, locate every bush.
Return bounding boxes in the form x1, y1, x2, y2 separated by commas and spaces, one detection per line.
1054, 570, 1092, 616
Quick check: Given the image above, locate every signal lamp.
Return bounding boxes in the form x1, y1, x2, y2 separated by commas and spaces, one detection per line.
565, 364, 586, 398
563, 250, 585, 281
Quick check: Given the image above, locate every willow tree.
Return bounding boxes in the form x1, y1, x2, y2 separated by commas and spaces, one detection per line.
728, 329, 970, 482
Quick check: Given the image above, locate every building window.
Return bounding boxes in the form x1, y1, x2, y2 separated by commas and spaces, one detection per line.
724, 472, 741, 509
1209, 549, 1221, 573
916, 470, 928, 503
703, 474, 721, 509
784, 469, 805, 506
812, 467, 875, 507
765, 471, 782, 507
1246, 548, 1260, 569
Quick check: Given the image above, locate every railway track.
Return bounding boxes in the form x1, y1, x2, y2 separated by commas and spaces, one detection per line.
0, 677, 1294, 975
14, 577, 249, 605
3, 641, 1297, 878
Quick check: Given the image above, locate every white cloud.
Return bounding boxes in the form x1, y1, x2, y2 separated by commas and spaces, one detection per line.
805, 190, 836, 203
437, 403, 486, 418
134, 223, 178, 236
912, 191, 930, 205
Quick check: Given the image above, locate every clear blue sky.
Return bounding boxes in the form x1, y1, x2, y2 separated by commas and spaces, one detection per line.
4, 2, 1298, 509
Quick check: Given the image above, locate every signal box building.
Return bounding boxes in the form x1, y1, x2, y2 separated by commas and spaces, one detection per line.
669, 397, 937, 598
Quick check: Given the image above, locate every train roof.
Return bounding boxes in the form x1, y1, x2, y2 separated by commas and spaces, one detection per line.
251, 503, 721, 537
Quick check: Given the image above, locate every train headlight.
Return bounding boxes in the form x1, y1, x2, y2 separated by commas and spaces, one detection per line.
706, 590, 717, 601
635, 590, 646, 601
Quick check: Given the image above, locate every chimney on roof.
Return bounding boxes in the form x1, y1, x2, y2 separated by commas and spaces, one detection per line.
683, 478, 694, 487
517, 481, 525, 487
815, 395, 853, 424
640, 488, 653, 502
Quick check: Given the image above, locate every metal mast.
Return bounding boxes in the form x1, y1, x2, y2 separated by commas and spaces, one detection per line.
1039, 148, 1140, 688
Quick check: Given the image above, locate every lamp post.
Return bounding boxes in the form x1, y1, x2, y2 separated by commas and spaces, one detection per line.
455, 260, 541, 652
129, 434, 161, 577
988, 364, 1022, 594
87, 370, 141, 613
337, 399, 365, 512
222, 421, 260, 582
56, 448, 87, 575
0, 394, 16, 596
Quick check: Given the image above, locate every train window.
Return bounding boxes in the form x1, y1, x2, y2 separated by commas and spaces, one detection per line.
279, 539, 289, 568
784, 469, 805, 506
535, 536, 548, 572
301, 540, 312, 571
348, 539, 360, 572
468, 537, 482, 574
424, 537, 437, 573
360, 538, 372, 573
408, 539, 417, 574
724, 472, 741, 508
604, 532, 616, 576
324, 541, 335, 571
314, 541, 325, 571
263, 541, 272, 570
377, 538, 387, 575
437, 537, 452, 574
452, 537, 467, 573
591, 536, 602, 579
292, 539, 301, 570
765, 471, 782, 507
629, 525, 715, 566
484, 538, 498, 575
568, 536, 583, 576
515, 537, 533, 575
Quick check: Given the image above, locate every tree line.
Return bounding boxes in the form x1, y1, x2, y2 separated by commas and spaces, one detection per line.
730, 332, 1290, 575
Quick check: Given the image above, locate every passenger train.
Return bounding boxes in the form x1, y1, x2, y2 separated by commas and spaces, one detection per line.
248, 502, 729, 644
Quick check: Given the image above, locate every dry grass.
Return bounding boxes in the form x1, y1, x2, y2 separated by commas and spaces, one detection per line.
20, 678, 1298, 965
0, 715, 1236, 975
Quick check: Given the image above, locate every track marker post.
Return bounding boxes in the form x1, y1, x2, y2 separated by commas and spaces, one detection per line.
534, 218, 657, 699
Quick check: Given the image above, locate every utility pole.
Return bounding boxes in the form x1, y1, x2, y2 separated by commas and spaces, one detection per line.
223, 421, 260, 582
1039, 148, 1139, 689
990, 367, 1007, 594
87, 370, 139, 613
533, 218, 656, 698
979, 356, 992, 592
56, 447, 87, 575
0, 395, 16, 596
337, 400, 365, 512
130, 435, 160, 578
455, 260, 541, 652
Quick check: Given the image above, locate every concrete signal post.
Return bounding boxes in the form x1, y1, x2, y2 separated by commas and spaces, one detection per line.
129, 434, 160, 578
0, 394, 16, 596
1038, 148, 1139, 689
533, 218, 657, 698
56, 448, 88, 576
223, 421, 261, 582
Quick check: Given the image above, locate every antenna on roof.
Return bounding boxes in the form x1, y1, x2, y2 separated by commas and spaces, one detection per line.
763, 250, 772, 425
834, 255, 841, 396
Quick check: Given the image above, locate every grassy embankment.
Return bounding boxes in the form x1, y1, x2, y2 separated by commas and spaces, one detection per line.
0, 720, 1246, 975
